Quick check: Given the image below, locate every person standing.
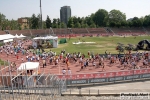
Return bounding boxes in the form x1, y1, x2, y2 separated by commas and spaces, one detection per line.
42, 58, 46, 68
16, 55, 19, 60
102, 62, 105, 71
68, 68, 71, 75
62, 69, 66, 75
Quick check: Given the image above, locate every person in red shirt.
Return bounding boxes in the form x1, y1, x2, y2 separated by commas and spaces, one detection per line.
16, 55, 19, 60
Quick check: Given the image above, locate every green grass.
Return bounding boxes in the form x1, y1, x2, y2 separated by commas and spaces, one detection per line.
44, 35, 150, 55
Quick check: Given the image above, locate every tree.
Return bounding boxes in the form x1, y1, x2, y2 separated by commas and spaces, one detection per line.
57, 18, 61, 28
108, 9, 126, 28
143, 15, 150, 27
31, 14, 39, 29
10, 19, 18, 30
0, 13, 6, 30
60, 22, 66, 28
131, 17, 142, 27
46, 15, 52, 28
90, 21, 96, 28
67, 17, 74, 28
93, 9, 108, 27
43, 21, 46, 29
18, 24, 21, 30
74, 21, 81, 28
52, 18, 58, 28
72, 16, 78, 25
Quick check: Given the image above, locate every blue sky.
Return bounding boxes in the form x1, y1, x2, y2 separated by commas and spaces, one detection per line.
0, 0, 150, 20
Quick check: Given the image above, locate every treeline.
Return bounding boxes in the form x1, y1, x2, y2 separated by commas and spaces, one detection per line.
67, 9, 150, 28
0, 9, 150, 30
0, 13, 21, 30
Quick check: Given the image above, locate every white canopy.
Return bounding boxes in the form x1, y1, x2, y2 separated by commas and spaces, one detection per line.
17, 62, 39, 71
33, 36, 58, 48
15, 34, 19, 38
3, 39, 13, 43
33, 36, 58, 40
19, 34, 26, 38
0, 34, 15, 41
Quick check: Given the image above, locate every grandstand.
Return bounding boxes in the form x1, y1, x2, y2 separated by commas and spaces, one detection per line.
0, 27, 149, 37
110, 27, 146, 35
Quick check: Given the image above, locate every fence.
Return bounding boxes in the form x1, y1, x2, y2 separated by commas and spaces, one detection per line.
0, 65, 67, 100
58, 68, 150, 86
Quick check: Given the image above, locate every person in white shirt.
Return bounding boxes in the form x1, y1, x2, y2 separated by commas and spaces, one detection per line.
68, 68, 71, 75
26, 55, 28, 60
14, 52, 16, 56
22, 58, 24, 62
62, 69, 66, 75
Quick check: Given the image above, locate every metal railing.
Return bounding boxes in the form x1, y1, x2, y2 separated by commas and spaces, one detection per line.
0, 65, 67, 100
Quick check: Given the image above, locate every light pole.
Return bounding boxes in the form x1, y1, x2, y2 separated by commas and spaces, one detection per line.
40, 0, 42, 29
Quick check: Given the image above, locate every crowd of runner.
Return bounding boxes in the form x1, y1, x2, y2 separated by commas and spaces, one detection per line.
0, 39, 150, 75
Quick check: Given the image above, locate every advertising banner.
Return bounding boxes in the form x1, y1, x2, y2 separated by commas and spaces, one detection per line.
58, 68, 150, 85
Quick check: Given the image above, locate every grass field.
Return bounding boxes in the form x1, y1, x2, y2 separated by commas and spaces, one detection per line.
45, 35, 150, 55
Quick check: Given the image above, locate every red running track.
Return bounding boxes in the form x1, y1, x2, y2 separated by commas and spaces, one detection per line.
0, 41, 146, 75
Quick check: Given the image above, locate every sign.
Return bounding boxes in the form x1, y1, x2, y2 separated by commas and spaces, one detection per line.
125, 75, 140, 80
89, 78, 107, 83
70, 79, 88, 84
108, 76, 124, 82
57, 68, 150, 85
141, 74, 150, 78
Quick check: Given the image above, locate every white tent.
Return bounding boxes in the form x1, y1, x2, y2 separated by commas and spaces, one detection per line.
19, 34, 26, 38
17, 62, 39, 71
18, 62, 39, 87
15, 34, 19, 38
33, 36, 58, 48
0, 34, 15, 41
3, 39, 13, 43
33, 37, 44, 40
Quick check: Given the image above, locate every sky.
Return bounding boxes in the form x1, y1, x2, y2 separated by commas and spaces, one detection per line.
0, 0, 150, 20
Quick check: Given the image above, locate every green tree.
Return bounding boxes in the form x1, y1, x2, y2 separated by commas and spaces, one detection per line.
131, 17, 142, 27
108, 9, 126, 28
67, 17, 74, 28
93, 9, 108, 27
72, 16, 78, 26
90, 21, 96, 28
43, 21, 46, 29
74, 21, 81, 28
0, 13, 6, 30
143, 15, 150, 27
18, 24, 21, 30
10, 19, 18, 30
60, 22, 66, 28
57, 18, 61, 28
52, 18, 58, 28
46, 15, 52, 28
31, 14, 39, 29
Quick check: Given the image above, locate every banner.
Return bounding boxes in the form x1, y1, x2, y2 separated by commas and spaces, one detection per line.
57, 68, 150, 85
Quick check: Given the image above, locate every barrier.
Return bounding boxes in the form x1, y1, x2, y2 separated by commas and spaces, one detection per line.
0, 65, 67, 100
57, 68, 150, 85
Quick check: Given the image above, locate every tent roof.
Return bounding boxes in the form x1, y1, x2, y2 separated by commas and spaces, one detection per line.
3, 39, 13, 43
15, 34, 19, 38
19, 34, 26, 38
17, 62, 39, 71
33, 36, 58, 40
0, 34, 15, 41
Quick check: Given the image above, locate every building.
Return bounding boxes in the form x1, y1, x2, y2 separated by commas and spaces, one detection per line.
60, 6, 71, 25
18, 17, 29, 29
